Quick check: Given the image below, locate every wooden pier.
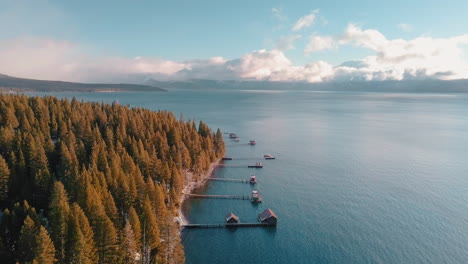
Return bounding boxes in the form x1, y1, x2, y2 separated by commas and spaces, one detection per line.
223, 157, 266, 161
218, 164, 263, 168
187, 194, 250, 200
217, 164, 250, 168
208, 178, 249, 183
182, 223, 274, 229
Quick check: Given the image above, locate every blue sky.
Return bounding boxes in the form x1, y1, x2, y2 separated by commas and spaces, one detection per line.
1, 0, 468, 82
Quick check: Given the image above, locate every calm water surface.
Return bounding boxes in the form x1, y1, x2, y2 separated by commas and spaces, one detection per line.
31, 90, 468, 264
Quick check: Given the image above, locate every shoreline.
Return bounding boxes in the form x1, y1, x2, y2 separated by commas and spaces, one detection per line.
176, 158, 221, 227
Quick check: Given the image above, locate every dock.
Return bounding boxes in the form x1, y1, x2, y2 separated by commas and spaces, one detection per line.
187, 194, 250, 200
222, 157, 276, 161
217, 164, 262, 168
217, 162, 263, 168
208, 178, 250, 183
182, 223, 275, 229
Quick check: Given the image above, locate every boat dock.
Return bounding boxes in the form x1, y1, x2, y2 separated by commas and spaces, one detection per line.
217, 164, 263, 168
222, 156, 276, 161
183, 132, 277, 231
182, 223, 274, 229
208, 178, 250, 183
187, 194, 251, 200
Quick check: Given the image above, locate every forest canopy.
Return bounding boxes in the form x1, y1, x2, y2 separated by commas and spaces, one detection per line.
0, 94, 225, 263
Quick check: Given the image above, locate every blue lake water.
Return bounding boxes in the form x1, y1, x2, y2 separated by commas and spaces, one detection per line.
30, 90, 468, 263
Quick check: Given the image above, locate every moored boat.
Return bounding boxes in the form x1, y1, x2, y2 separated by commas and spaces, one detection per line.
251, 190, 262, 203
249, 175, 257, 184
248, 162, 263, 168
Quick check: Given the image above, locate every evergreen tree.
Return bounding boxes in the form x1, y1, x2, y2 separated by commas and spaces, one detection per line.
17, 216, 37, 263
141, 197, 160, 262
120, 221, 139, 264
128, 206, 142, 249
70, 203, 97, 264
0, 155, 10, 204
34, 226, 57, 264
48, 182, 70, 263
215, 128, 225, 157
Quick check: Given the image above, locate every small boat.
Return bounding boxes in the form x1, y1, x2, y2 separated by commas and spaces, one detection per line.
229, 133, 238, 138
222, 157, 233, 160
249, 175, 257, 184
234, 139, 240, 142
249, 140, 256, 145
264, 154, 276, 160
248, 162, 263, 168
251, 190, 262, 203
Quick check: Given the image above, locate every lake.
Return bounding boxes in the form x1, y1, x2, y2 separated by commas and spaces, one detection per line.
30, 89, 468, 264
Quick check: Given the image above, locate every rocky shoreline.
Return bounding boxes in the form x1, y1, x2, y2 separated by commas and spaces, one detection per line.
176, 159, 221, 226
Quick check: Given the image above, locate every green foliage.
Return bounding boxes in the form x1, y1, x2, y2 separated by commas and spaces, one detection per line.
17, 216, 37, 262
34, 226, 57, 264
0, 155, 10, 204
0, 94, 225, 263
48, 182, 70, 263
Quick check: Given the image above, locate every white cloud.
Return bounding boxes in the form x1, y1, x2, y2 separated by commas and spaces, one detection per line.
340, 25, 468, 80
304, 35, 336, 54
398, 23, 413, 32
275, 35, 302, 50
232, 49, 334, 82
292, 10, 319, 31
339, 24, 388, 50
0, 37, 186, 82
304, 24, 468, 80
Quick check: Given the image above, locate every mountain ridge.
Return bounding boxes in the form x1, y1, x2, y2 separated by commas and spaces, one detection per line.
0, 73, 166, 92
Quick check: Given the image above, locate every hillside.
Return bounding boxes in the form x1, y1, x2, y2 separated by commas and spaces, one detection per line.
0, 74, 166, 92
0, 94, 225, 263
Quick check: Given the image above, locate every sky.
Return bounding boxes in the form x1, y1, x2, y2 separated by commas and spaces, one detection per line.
1, 0, 468, 83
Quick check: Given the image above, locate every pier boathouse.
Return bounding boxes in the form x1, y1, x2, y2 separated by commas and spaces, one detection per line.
258, 209, 277, 226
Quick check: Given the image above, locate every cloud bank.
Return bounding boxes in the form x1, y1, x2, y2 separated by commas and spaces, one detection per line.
1, 24, 468, 83
305, 24, 468, 81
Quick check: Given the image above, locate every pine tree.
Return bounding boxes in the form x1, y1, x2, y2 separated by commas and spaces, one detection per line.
141, 197, 160, 262
128, 206, 142, 249
215, 128, 225, 157
34, 225, 57, 264
0, 155, 10, 204
94, 214, 118, 264
158, 215, 186, 264
70, 203, 97, 264
84, 185, 118, 264
48, 182, 70, 263
120, 221, 139, 264
17, 216, 37, 263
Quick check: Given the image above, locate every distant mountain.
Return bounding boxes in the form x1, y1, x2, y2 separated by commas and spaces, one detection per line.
145, 78, 468, 93
3, 73, 468, 93
0, 74, 166, 92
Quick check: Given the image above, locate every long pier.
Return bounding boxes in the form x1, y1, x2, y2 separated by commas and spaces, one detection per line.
208, 178, 249, 183
222, 157, 274, 161
217, 164, 250, 168
182, 223, 274, 229
187, 194, 250, 200
217, 164, 263, 168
